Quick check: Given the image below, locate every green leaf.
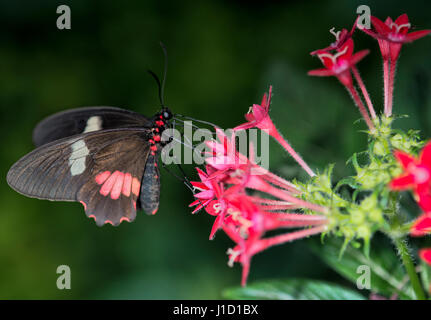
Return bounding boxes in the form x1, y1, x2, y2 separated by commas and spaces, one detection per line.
334, 177, 361, 191
310, 237, 415, 299
222, 278, 365, 300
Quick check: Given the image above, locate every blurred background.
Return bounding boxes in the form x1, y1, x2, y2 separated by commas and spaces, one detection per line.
0, 0, 430, 299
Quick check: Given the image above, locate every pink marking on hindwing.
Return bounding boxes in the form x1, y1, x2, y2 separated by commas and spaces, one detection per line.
97, 170, 140, 200
120, 217, 130, 223
95, 171, 111, 184
132, 178, 140, 196
99, 171, 120, 196
122, 173, 132, 197
79, 201, 87, 210
110, 172, 125, 199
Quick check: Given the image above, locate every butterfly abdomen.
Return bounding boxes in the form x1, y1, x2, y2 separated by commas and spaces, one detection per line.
139, 154, 161, 215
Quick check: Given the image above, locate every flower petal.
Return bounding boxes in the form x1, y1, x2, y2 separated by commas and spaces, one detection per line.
411, 213, 431, 236
389, 174, 415, 190
349, 49, 370, 66
417, 192, 431, 212
371, 16, 391, 36
419, 248, 431, 266
394, 13, 409, 26
394, 150, 416, 169
419, 142, 431, 166
338, 38, 354, 60
405, 30, 431, 42
308, 68, 336, 77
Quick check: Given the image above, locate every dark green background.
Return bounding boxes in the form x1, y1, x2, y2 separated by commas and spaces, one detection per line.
0, 0, 430, 299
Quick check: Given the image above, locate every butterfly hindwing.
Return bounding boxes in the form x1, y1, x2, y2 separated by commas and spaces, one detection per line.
7, 128, 151, 226
33, 106, 153, 147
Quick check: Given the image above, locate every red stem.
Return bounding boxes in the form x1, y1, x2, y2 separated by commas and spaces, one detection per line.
270, 130, 316, 177
351, 66, 376, 119
261, 171, 301, 194
250, 225, 327, 256
383, 58, 390, 116
345, 83, 375, 132
262, 183, 327, 213
387, 59, 398, 117
263, 212, 328, 222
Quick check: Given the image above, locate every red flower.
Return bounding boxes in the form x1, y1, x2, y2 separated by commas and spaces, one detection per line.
189, 167, 219, 214
389, 142, 431, 211
234, 86, 274, 133
234, 88, 316, 177
310, 17, 358, 55
309, 38, 375, 132
359, 14, 431, 61
359, 14, 430, 116
411, 213, 431, 237
419, 248, 431, 266
224, 219, 327, 286
308, 39, 369, 87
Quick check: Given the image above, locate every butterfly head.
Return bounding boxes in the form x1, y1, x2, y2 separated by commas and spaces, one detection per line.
161, 107, 172, 121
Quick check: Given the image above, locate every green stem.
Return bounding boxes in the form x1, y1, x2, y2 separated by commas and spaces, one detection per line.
394, 238, 426, 300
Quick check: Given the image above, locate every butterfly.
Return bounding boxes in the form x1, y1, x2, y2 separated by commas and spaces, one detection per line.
7, 105, 174, 226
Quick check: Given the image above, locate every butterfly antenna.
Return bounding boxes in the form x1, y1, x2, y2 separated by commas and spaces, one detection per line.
160, 42, 168, 107
146, 42, 168, 107
147, 69, 163, 105
175, 114, 220, 129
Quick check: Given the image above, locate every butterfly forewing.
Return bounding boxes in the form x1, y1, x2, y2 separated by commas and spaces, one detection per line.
7, 128, 152, 226
33, 106, 153, 147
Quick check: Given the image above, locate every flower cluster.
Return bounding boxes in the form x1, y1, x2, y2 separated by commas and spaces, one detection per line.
188, 12, 431, 293
189, 88, 328, 286
309, 13, 430, 132
390, 143, 431, 266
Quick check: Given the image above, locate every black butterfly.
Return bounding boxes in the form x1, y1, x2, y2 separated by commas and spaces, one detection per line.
7, 105, 173, 226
